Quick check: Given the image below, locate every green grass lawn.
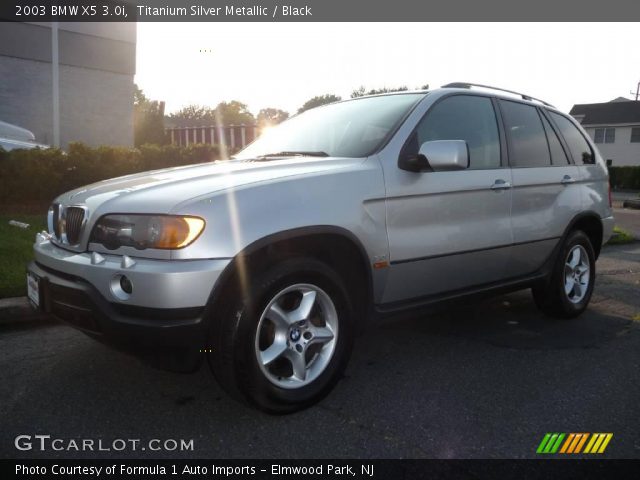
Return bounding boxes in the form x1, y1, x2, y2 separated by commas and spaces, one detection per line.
0, 214, 46, 298
608, 226, 636, 245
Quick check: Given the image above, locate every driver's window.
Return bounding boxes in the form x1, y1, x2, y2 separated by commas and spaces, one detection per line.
406, 95, 501, 170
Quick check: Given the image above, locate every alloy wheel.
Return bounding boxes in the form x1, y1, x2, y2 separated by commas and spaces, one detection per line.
564, 245, 590, 304
254, 283, 338, 389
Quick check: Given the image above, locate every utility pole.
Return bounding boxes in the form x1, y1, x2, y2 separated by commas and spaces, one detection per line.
632, 81, 640, 101
51, 22, 60, 147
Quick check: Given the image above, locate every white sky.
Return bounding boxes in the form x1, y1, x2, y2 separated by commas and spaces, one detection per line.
135, 22, 640, 116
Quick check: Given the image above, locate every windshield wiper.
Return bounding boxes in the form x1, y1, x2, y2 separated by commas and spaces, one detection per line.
256, 150, 329, 159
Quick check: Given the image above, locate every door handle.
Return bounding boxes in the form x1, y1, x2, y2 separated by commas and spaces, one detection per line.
561, 175, 576, 185
491, 179, 512, 190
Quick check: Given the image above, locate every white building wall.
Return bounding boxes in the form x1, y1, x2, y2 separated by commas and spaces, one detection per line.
583, 125, 640, 167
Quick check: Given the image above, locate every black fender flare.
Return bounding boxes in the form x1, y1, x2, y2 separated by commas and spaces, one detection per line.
202, 225, 374, 328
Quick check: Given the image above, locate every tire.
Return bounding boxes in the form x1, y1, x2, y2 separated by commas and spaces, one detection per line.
532, 230, 596, 319
208, 257, 354, 414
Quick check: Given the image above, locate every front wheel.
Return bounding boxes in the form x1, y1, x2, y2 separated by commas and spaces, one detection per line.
208, 257, 354, 413
532, 230, 596, 318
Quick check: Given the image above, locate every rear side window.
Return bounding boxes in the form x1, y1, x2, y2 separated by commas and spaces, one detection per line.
540, 113, 569, 165
500, 100, 551, 167
407, 95, 501, 169
549, 112, 595, 164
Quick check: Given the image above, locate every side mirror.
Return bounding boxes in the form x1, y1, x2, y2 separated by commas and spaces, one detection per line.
398, 152, 431, 172
606, 159, 613, 168
399, 140, 469, 173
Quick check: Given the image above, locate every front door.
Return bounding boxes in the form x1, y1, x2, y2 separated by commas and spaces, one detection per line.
380, 94, 513, 304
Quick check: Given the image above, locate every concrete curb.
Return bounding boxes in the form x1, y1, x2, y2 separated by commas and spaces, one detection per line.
0, 296, 48, 326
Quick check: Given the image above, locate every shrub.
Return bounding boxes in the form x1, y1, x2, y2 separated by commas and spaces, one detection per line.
608, 166, 640, 190
0, 143, 225, 207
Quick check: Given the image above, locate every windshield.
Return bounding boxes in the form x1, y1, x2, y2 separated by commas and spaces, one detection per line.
236, 93, 426, 159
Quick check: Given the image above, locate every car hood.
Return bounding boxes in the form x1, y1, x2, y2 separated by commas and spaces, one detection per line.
56, 157, 364, 215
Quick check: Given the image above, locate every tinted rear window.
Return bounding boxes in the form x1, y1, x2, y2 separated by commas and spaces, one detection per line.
549, 112, 595, 165
540, 113, 569, 165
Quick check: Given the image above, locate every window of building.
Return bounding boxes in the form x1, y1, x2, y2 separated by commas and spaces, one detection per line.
407, 95, 501, 169
550, 112, 595, 164
500, 100, 551, 168
631, 127, 640, 143
594, 127, 615, 144
594, 129, 603, 143
605, 128, 615, 143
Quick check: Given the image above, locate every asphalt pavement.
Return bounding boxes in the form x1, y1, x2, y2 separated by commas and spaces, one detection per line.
613, 208, 640, 239
1, 239, 639, 459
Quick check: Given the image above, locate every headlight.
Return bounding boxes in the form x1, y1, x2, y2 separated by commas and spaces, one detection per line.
90, 214, 205, 250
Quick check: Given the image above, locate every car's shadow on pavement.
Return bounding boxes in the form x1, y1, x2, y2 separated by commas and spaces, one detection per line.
3, 269, 638, 459
376, 289, 634, 351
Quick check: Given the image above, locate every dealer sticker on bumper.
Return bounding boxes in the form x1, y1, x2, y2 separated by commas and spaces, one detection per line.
27, 272, 39, 308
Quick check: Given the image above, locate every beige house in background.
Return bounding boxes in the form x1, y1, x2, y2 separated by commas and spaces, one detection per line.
0, 22, 136, 148
570, 98, 640, 167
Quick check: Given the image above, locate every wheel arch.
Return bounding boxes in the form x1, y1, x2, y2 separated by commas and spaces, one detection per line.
205, 226, 374, 331
562, 211, 604, 259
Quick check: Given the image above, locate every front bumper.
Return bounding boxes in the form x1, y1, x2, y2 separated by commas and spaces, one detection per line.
33, 240, 230, 309
28, 240, 231, 347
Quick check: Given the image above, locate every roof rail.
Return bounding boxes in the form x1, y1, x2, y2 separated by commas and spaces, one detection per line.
441, 82, 555, 108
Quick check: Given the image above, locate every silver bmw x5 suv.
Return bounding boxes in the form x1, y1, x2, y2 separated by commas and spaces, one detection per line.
28, 83, 614, 412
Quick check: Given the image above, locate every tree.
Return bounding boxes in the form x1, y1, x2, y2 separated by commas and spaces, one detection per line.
168, 101, 255, 127
133, 84, 167, 147
297, 94, 342, 114
168, 105, 217, 127
351, 86, 408, 98
214, 101, 255, 125
133, 83, 147, 105
257, 108, 289, 129
350, 83, 430, 98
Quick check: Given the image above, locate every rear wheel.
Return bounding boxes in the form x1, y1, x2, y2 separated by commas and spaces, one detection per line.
532, 230, 596, 318
208, 257, 354, 413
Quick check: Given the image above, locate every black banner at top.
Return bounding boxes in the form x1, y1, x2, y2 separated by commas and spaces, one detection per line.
1, 0, 640, 22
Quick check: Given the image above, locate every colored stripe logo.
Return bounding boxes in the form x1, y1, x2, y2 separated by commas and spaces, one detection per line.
536, 433, 613, 454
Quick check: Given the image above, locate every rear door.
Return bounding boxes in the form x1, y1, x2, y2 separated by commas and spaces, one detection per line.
547, 111, 609, 221
500, 99, 583, 278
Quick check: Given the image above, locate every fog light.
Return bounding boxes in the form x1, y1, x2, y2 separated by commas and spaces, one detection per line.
110, 274, 133, 301
120, 275, 133, 294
